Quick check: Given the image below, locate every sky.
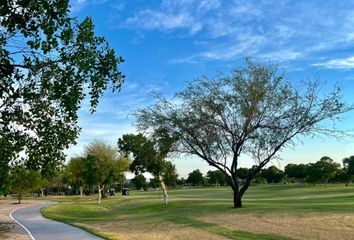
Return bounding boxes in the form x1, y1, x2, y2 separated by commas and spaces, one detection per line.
66, 0, 354, 177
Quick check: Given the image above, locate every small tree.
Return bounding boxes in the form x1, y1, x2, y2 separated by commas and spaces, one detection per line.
84, 140, 124, 203
118, 133, 174, 205
136, 59, 352, 208
10, 166, 44, 204
186, 169, 203, 186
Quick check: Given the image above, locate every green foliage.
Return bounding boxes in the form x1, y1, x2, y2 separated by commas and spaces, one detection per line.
284, 164, 307, 182
207, 170, 226, 186
305, 157, 340, 185
117, 133, 175, 179
0, 0, 125, 176
132, 174, 147, 190
10, 166, 45, 203
187, 169, 204, 186
343, 156, 354, 176
80, 140, 130, 192
66, 157, 85, 190
162, 161, 178, 187
261, 166, 284, 183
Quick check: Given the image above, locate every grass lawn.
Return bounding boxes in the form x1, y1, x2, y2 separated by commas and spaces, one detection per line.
41, 184, 354, 240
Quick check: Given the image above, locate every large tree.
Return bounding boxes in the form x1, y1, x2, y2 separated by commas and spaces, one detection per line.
118, 133, 175, 205
136, 59, 352, 208
0, 0, 125, 178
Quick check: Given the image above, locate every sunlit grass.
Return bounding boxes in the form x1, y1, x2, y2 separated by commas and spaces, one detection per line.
41, 184, 354, 240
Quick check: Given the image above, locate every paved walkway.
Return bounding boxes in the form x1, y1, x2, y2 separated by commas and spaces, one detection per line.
11, 201, 102, 240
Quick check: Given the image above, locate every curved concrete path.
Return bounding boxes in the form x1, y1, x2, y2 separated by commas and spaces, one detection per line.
11, 201, 102, 240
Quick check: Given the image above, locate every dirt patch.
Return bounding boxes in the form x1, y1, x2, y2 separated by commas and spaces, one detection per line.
0, 199, 43, 240
196, 212, 354, 240
77, 221, 229, 240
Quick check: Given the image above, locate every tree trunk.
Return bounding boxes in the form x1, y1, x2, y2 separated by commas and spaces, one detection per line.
102, 186, 107, 199
233, 190, 242, 208
97, 184, 104, 204
79, 186, 83, 197
158, 175, 168, 205
18, 194, 22, 204
40, 188, 44, 197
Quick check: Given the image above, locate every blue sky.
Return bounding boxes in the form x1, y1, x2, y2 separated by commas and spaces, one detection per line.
66, 0, 354, 177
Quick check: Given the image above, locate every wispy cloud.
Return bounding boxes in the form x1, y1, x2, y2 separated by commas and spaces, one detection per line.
70, 0, 109, 13
120, 1, 354, 65
312, 56, 354, 69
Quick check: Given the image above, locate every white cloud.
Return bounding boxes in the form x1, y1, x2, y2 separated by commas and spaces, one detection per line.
312, 56, 354, 69
122, 1, 354, 65
70, 0, 108, 13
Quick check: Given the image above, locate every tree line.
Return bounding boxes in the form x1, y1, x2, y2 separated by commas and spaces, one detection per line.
183, 156, 354, 187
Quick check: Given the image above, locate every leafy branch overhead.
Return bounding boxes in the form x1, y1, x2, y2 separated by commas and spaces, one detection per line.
136, 59, 353, 208
0, 0, 125, 175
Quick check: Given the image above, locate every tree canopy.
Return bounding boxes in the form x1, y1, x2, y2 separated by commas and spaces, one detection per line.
118, 133, 175, 205
136, 59, 352, 208
0, 0, 125, 177
186, 169, 203, 186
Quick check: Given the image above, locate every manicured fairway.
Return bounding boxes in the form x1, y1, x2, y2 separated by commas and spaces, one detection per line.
42, 185, 354, 240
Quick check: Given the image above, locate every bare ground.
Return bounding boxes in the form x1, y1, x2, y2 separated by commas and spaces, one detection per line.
196, 212, 354, 240
0, 199, 43, 240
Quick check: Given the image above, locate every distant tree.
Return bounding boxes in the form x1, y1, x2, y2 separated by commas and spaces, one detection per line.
176, 178, 186, 187
118, 133, 175, 205
66, 157, 85, 197
207, 170, 226, 186
110, 156, 131, 190
343, 156, 354, 184
333, 169, 352, 186
1, 0, 125, 180
306, 163, 323, 184
284, 164, 308, 183
84, 140, 124, 203
136, 59, 352, 207
318, 156, 340, 187
261, 166, 284, 183
10, 166, 44, 204
306, 157, 340, 186
149, 176, 161, 189
186, 169, 203, 186
163, 161, 178, 187
132, 174, 147, 190
237, 168, 250, 180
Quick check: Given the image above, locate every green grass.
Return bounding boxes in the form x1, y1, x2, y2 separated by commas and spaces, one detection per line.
41, 184, 354, 240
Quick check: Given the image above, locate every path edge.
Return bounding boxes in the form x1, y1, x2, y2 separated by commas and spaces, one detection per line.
10, 208, 36, 240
